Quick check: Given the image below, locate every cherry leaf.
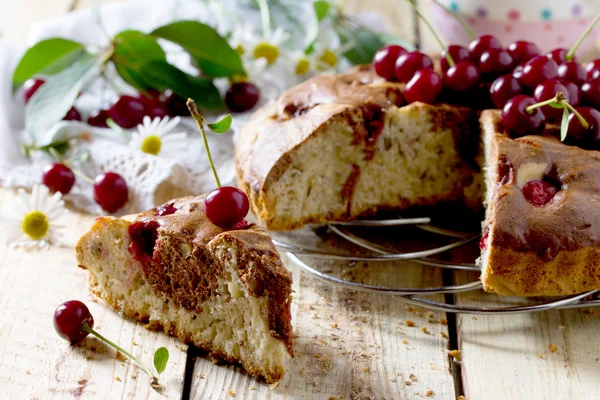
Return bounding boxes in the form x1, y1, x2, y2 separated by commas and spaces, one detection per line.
561, 106, 570, 142
207, 114, 232, 134
153, 347, 169, 375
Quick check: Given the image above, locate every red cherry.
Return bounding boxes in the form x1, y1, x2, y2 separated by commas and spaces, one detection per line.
468, 35, 502, 63
441, 45, 470, 72
566, 107, 600, 150
520, 56, 559, 90
394, 52, 433, 83
507, 41, 540, 65
108, 95, 146, 129
581, 81, 600, 108
490, 74, 522, 109
512, 64, 525, 81
403, 69, 442, 105
372, 45, 407, 81
479, 49, 513, 81
63, 107, 82, 121
88, 109, 109, 128
546, 48, 575, 65
522, 180, 558, 207
533, 80, 570, 122
443, 61, 480, 92
139, 92, 169, 120
501, 95, 546, 136
23, 78, 45, 103
557, 61, 586, 86
94, 172, 128, 213
225, 82, 260, 113
42, 163, 75, 194
204, 186, 250, 228
54, 300, 94, 344
560, 81, 581, 107
164, 92, 189, 116
585, 59, 600, 81
154, 202, 178, 217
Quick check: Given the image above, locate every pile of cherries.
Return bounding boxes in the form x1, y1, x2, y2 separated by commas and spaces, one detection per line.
372, 36, 600, 149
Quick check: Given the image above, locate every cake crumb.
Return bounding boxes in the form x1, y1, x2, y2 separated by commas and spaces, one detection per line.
449, 350, 462, 362
330, 323, 338, 329
539, 354, 545, 359
402, 339, 409, 345
115, 351, 127, 362
439, 319, 448, 326
115, 377, 122, 382
409, 373, 418, 382
249, 386, 256, 390
421, 326, 430, 335
199, 373, 206, 379
405, 320, 416, 327
457, 396, 466, 400
471, 316, 478, 320
405, 381, 412, 386
426, 311, 435, 319
269, 381, 280, 390
426, 390, 434, 397
227, 389, 235, 397
131, 341, 137, 346
131, 375, 137, 380
25, 370, 30, 375
440, 332, 448, 339
585, 308, 596, 315
549, 344, 558, 353
391, 378, 397, 382
362, 367, 370, 372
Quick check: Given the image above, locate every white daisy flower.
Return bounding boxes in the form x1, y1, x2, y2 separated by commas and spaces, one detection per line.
4, 185, 67, 250
229, 23, 258, 58
249, 26, 291, 65
129, 116, 187, 159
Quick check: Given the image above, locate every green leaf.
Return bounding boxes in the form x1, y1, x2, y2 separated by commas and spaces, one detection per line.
152, 21, 244, 78
561, 107, 570, 142
25, 54, 98, 141
112, 30, 167, 91
38, 141, 70, 155
12, 38, 86, 90
335, 22, 385, 65
137, 61, 222, 110
153, 347, 169, 375
207, 114, 232, 133
314, 1, 330, 21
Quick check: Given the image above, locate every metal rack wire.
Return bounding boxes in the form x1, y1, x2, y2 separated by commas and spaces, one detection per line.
271, 218, 600, 315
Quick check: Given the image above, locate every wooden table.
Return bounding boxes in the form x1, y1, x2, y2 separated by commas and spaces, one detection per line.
2, 1, 600, 399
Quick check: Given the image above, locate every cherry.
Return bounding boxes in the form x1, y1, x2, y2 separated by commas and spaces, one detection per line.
561, 81, 581, 107
441, 45, 470, 73
522, 180, 558, 207
565, 107, 600, 150
164, 92, 189, 116
87, 109, 109, 128
94, 172, 128, 213
108, 95, 146, 129
443, 61, 480, 93
155, 202, 177, 216
225, 82, 260, 113
585, 59, 600, 81
468, 35, 502, 64
204, 186, 250, 228
372, 45, 407, 81
533, 80, 570, 122
403, 69, 442, 105
507, 41, 540, 65
42, 163, 76, 194
501, 95, 546, 136
512, 64, 525, 81
490, 74, 522, 109
581, 81, 600, 108
54, 300, 94, 344
394, 52, 433, 83
479, 49, 513, 81
519, 56, 559, 90
23, 78, 45, 103
63, 107, 82, 121
557, 61, 586, 86
139, 96, 168, 120
546, 48, 575, 65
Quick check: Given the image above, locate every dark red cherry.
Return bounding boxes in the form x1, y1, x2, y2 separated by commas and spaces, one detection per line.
154, 202, 178, 216
87, 109, 109, 128
23, 78, 45, 103
443, 61, 480, 92
533, 80, 570, 122
501, 95, 546, 136
468, 35, 502, 63
557, 61, 586, 86
54, 300, 94, 344
225, 82, 260, 113
403, 69, 442, 105
507, 41, 540, 65
164, 92, 189, 116
581, 81, 600, 108
546, 48, 575, 65
479, 49, 513, 81
139, 92, 168, 119
373, 45, 407, 81
63, 107, 82, 121
520, 56, 559, 90
94, 172, 128, 213
566, 107, 600, 150
108, 95, 146, 129
490, 74, 522, 109
42, 163, 75, 194
561, 81, 581, 107
441, 45, 470, 72
512, 64, 525, 81
522, 180, 558, 207
585, 59, 600, 81
394, 52, 433, 83
204, 186, 250, 228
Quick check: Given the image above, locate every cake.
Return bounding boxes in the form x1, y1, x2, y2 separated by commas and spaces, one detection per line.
236, 66, 483, 231
76, 195, 293, 383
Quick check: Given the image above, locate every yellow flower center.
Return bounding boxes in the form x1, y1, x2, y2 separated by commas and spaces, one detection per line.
253, 43, 279, 65
318, 49, 337, 70
232, 73, 248, 83
295, 58, 310, 75
235, 44, 245, 56
140, 135, 162, 155
22, 211, 49, 240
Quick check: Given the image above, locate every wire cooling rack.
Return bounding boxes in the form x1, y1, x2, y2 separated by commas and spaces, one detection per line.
269, 217, 600, 315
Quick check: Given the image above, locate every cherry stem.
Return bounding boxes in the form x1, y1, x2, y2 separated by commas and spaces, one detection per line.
525, 92, 566, 113
82, 323, 159, 384
256, 0, 271, 39
563, 101, 590, 129
49, 150, 95, 185
566, 11, 600, 61
186, 99, 221, 188
431, 0, 477, 39
408, 0, 455, 67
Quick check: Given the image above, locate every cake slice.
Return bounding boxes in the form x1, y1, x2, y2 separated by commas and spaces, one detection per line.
479, 110, 600, 296
76, 195, 293, 383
